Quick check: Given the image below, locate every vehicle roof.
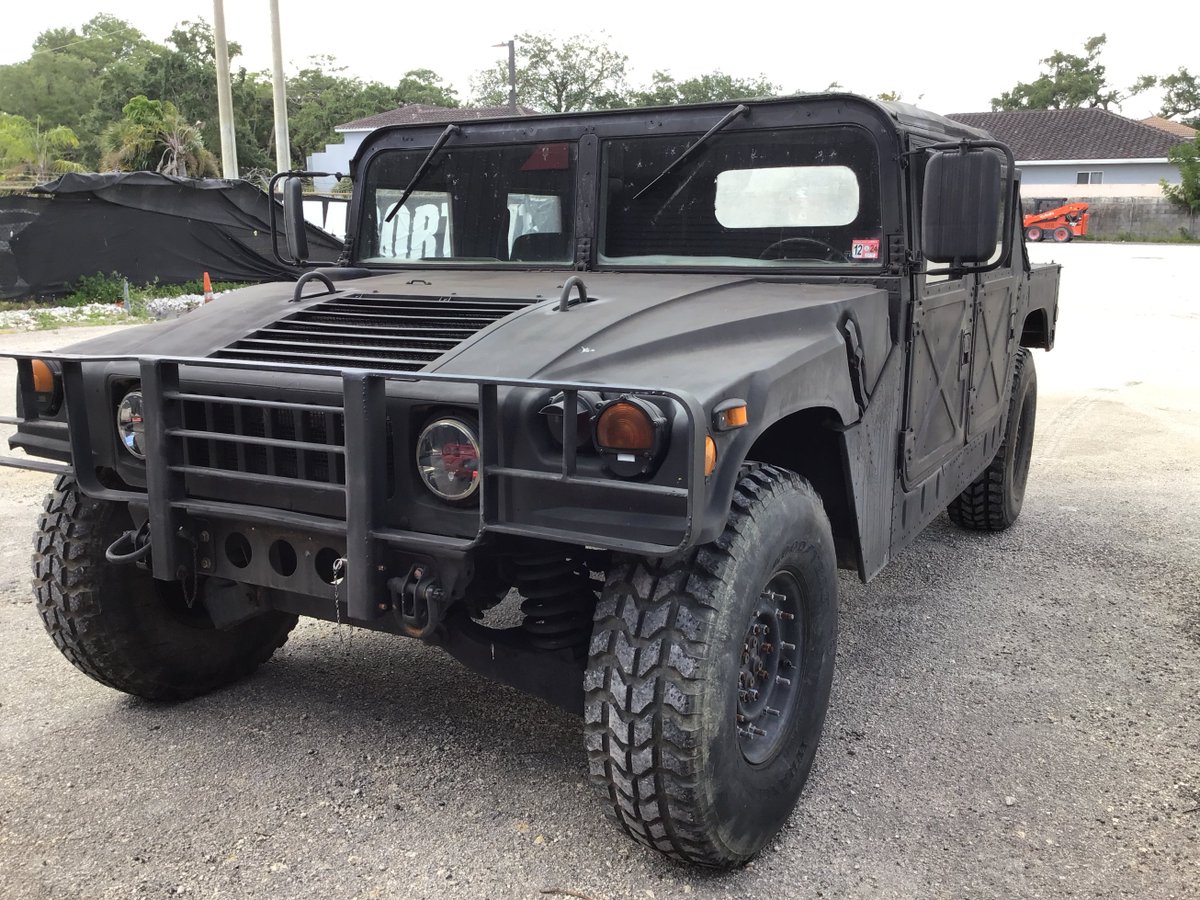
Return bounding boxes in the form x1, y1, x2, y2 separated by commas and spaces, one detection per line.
351, 92, 994, 168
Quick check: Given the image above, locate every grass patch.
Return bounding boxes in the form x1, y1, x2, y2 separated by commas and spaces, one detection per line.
9, 273, 252, 310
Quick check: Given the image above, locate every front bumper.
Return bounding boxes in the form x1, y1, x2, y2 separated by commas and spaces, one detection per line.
2, 353, 707, 621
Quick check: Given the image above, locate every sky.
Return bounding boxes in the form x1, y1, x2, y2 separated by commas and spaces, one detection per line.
1, 0, 1194, 120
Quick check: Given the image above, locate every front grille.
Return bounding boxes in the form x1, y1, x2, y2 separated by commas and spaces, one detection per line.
210, 293, 531, 372
180, 397, 347, 485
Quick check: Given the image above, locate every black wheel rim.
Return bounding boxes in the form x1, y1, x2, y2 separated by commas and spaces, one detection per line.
737, 571, 805, 765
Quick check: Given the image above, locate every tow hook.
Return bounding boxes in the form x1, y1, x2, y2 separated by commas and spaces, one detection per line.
105, 522, 152, 566
387, 564, 446, 640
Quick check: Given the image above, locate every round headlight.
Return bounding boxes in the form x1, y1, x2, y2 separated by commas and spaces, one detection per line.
116, 390, 146, 459
416, 417, 480, 502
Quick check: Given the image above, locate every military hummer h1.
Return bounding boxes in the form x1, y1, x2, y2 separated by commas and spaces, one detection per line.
4, 94, 1058, 867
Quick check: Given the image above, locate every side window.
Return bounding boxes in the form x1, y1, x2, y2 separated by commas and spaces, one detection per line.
1076, 171, 1103, 185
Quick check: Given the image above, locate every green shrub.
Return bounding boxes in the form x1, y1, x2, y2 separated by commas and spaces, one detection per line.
63, 272, 125, 306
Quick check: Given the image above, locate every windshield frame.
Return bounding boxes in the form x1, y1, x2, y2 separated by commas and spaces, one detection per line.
346, 97, 910, 277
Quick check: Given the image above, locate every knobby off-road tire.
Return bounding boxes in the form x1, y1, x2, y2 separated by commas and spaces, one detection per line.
948, 347, 1038, 531
584, 465, 838, 867
33, 474, 298, 700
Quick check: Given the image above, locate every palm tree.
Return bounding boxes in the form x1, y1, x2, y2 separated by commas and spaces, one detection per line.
0, 114, 86, 183
100, 95, 219, 178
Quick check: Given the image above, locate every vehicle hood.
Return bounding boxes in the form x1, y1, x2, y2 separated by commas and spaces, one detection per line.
57, 270, 890, 422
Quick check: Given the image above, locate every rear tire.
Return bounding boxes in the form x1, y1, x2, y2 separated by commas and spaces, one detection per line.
32, 474, 298, 700
948, 348, 1037, 531
1052, 226, 1072, 243
583, 465, 838, 867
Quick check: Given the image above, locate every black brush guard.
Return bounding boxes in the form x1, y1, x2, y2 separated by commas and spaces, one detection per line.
1, 353, 706, 622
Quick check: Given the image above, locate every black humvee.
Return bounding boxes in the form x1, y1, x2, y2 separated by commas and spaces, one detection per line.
3, 94, 1059, 867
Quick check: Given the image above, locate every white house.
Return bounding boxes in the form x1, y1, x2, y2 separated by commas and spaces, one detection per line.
948, 109, 1191, 199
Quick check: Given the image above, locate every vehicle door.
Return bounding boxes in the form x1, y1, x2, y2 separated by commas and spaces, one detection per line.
902, 264, 973, 484
967, 261, 1017, 439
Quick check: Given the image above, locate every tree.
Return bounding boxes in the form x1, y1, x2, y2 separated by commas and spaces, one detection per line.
284, 59, 459, 166
100, 95, 217, 177
628, 71, 779, 107
1162, 134, 1200, 213
0, 15, 160, 166
0, 113, 85, 182
992, 35, 1121, 110
471, 33, 629, 112
1135, 67, 1200, 127
395, 68, 459, 108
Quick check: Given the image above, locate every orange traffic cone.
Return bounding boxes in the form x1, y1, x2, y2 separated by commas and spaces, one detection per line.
202, 271, 214, 304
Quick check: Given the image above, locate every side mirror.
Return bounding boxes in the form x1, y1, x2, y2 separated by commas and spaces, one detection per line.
283, 176, 308, 263
921, 141, 1014, 271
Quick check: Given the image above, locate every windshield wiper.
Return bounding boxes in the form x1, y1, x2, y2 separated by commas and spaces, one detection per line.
632, 104, 749, 201
384, 123, 460, 223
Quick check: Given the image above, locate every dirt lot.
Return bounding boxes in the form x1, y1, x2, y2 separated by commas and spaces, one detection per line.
1, 243, 1197, 899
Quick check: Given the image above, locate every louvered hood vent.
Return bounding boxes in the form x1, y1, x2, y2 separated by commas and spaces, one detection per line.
211, 293, 532, 372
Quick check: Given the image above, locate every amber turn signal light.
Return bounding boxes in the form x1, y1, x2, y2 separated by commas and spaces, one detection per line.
713, 399, 748, 431
32, 359, 55, 393
704, 435, 717, 476
596, 400, 657, 452
30, 358, 62, 417
593, 396, 668, 478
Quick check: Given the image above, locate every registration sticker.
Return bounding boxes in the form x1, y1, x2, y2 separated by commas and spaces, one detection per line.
851, 239, 881, 260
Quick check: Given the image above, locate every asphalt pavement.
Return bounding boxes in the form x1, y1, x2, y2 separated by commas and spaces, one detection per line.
0, 242, 1197, 899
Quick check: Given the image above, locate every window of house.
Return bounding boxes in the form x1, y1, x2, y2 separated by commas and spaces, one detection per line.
1076, 171, 1103, 185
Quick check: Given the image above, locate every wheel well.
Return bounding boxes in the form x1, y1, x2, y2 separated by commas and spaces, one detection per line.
745, 408, 859, 570
1021, 309, 1050, 349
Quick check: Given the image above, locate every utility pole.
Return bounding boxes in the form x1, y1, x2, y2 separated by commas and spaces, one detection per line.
507, 39, 517, 111
212, 0, 239, 178
269, 0, 291, 173
493, 39, 517, 111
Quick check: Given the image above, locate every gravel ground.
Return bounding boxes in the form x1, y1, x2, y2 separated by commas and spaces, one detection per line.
1, 244, 1197, 899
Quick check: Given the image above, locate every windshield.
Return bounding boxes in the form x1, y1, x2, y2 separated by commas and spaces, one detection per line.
599, 126, 883, 267
357, 142, 578, 265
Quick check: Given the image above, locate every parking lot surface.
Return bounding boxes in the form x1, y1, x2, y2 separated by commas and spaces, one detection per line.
1, 242, 1197, 899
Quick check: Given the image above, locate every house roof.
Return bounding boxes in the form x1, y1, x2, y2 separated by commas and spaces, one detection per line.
1140, 115, 1197, 140
946, 109, 1187, 161
337, 103, 537, 132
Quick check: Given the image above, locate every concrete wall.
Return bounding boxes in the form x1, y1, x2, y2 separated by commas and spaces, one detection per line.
1073, 196, 1197, 239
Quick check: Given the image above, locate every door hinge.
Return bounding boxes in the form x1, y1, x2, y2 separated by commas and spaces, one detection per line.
898, 429, 915, 469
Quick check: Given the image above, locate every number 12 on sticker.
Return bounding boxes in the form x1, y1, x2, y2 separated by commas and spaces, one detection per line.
851, 239, 880, 259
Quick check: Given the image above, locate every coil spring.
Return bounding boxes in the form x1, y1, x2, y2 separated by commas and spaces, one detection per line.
512, 550, 597, 651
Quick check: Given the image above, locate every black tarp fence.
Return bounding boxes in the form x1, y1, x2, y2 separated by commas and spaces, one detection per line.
0, 172, 344, 300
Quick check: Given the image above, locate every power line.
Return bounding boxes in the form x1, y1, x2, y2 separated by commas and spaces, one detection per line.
24, 26, 143, 60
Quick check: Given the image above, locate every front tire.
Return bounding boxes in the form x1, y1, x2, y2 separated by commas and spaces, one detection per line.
32, 475, 298, 700
584, 465, 838, 867
1025, 226, 1043, 242
948, 348, 1038, 531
